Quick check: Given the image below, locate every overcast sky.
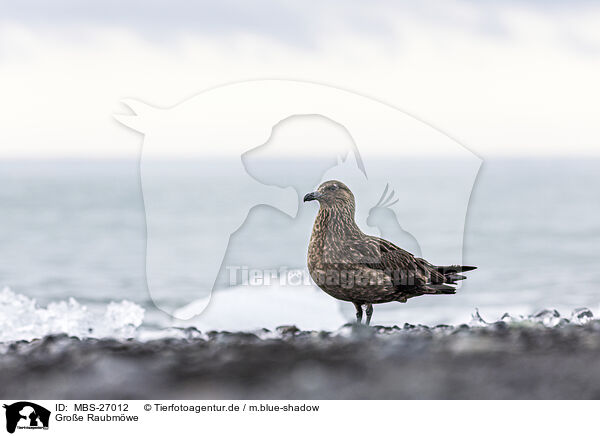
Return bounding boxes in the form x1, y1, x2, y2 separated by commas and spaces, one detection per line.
1, 0, 599, 157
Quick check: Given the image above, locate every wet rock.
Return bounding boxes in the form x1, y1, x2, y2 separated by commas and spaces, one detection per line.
491, 321, 508, 331
275, 325, 300, 336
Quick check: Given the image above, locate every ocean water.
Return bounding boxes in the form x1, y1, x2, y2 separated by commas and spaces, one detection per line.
0, 158, 599, 340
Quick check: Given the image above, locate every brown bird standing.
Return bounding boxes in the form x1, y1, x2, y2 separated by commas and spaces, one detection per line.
304, 180, 476, 325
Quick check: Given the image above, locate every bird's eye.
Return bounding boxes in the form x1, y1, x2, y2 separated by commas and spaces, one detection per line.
327, 185, 337, 191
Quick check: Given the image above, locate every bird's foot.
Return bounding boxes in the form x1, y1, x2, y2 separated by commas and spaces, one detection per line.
353, 302, 363, 324
365, 304, 373, 326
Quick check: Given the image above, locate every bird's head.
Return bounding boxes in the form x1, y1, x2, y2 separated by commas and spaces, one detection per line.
303, 180, 355, 209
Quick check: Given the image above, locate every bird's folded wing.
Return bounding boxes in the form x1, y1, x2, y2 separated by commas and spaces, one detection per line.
342, 237, 431, 287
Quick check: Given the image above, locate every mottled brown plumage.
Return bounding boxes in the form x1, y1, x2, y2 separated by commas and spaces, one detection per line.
304, 180, 476, 325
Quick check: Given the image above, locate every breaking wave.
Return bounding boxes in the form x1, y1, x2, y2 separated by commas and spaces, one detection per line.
0, 287, 144, 342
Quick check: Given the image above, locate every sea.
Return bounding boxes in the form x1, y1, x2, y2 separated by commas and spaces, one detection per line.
1, 157, 599, 342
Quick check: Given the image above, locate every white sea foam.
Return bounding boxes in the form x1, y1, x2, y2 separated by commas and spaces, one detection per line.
470, 307, 595, 328
0, 287, 144, 342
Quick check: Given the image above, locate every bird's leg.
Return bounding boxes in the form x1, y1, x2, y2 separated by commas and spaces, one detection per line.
353, 302, 363, 324
365, 304, 373, 326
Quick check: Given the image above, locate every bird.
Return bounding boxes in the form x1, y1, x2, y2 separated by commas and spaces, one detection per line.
304, 180, 476, 325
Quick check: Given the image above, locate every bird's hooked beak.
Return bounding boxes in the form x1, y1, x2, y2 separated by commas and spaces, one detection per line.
303, 191, 322, 202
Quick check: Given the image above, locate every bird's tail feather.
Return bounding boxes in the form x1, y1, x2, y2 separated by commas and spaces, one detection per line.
435, 265, 477, 274
421, 284, 456, 294
446, 273, 467, 283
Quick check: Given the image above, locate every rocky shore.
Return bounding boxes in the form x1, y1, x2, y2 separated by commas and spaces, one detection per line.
2, 316, 600, 399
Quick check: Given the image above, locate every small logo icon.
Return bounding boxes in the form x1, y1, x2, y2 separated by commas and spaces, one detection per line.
3, 402, 50, 434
